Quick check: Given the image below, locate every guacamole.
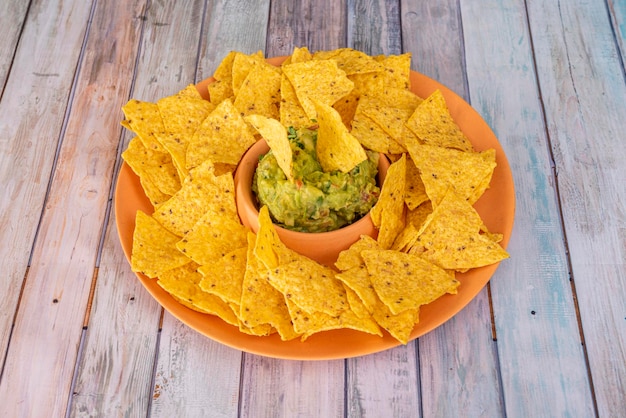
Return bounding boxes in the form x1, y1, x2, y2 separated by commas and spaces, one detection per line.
253, 127, 380, 233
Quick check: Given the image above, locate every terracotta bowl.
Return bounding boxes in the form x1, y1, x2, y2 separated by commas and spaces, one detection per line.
234, 139, 390, 267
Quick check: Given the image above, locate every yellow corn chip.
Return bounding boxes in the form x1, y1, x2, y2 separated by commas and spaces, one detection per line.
122, 137, 181, 196
131, 211, 190, 278
370, 154, 406, 249
176, 207, 249, 265
374, 53, 412, 90
313, 99, 367, 173
198, 246, 247, 305
362, 249, 459, 314
404, 157, 429, 210
240, 233, 300, 340
282, 60, 354, 119
268, 257, 348, 317
371, 303, 419, 345
413, 189, 510, 270
121, 99, 167, 153
407, 143, 497, 206
234, 63, 281, 120
158, 263, 239, 326
405, 89, 473, 152
152, 161, 237, 236
245, 114, 293, 180
279, 74, 311, 129
186, 98, 256, 168
231, 50, 266, 96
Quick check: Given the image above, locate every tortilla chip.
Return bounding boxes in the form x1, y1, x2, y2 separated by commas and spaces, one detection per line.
122, 136, 181, 196
268, 257, 348, 317
158, 263, 239, 326
371, 303, 419, 345
234, 63, 282, 120
313, 99, 367, 173
375, 53, 412, 90
362, 249, 459, 314
245, 114, 293, 180
131, 211, 191, 278
405, 89, 473, 152
152, 161, 237, 236
231, 50, 266, 95
412, 189, 510, 270
176, 207, 249, 265
186, 98, 256, 168
121, 99, 167, 153
279, 74, 311, 129
370, 154, 406, 249
406, 143, 497, 206
282, 60, 354, 120
404, 157, 429, 210
198, 246, 247, 305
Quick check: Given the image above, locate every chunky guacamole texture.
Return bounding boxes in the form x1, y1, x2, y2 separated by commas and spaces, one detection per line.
253, 127, 380, 233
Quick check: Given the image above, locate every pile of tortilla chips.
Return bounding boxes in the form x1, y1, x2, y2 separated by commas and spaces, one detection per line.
120, 47, 509, 344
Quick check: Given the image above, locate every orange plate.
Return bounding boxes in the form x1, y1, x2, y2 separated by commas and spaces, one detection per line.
115, 56, 515, 360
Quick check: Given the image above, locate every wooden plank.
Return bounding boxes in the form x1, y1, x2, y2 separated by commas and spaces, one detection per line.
197, 0, 272, 78
608, 0, 626, 65
151, 314, 243, 417
0, 0, 92, 395
146, 1, 270, 416
460, 0, 596, 416
70, 0, 219, 412
401, 1, 504, 416
266, 0, 348, 56
240, 357, 345, 417
0, 0, 29, 90
0, 0, 145, 416
347, 0, 402, 55
525, 1, 626, 415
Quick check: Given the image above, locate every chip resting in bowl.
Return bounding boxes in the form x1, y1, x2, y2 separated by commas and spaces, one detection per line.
119, 47, 509, 344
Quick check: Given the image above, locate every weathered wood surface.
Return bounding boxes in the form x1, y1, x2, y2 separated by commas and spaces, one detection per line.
0, 0, 624, 417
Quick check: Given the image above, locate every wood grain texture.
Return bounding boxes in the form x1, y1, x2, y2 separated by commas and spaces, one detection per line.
608, 0, 626, 65
0, 0, 93, 406
526, 1, 626, 415
0, 0, 29, 90
461, 0, 596, 416
0, 0, 144, 416
266, 0, 348, 56
401, 0, 467, 96
68, 5, 210, 414
347, 0, 402, 56
151, 314, 243, 418
346, 346, 420, 417
240, 356, 345, 417
197, 0, 271, 79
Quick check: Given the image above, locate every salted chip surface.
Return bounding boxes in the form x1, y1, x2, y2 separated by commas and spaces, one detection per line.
131, 211, 191, 278
413, 190, 510, 270
370, 154, 406, 249
405, 89, 473, 152
233, 63, 281, 120
362, 249, 459, 315
246, 114, 293, 180
268, 257, 348, 317
186, 98, 256, 168
407, 143, 497, 206
231, 50, 266, 96
286, 299, 381, 341
404, 157, 429, 210
282, 60, 354, 120
335, 235, 380, 271
176, 207, 248, 265
121, 99, 167, 153
157, 263, 239, 327
371, 303, 419, 345
122, 137, 181, 197
375, 53, 412, 89
152, 161, 237, 237
240, 233, 300, 341
328, 48, 385, 75
198, 246, 247, 305
157, 85, 215, 179
254, 206, 301, 269
313, 99, 367, 173
279, 74, 311, 129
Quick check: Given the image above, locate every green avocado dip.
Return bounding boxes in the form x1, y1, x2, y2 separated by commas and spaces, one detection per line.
253, 126, 380, 233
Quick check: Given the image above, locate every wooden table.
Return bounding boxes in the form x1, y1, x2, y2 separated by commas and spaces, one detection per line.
1, 1, 624, 416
